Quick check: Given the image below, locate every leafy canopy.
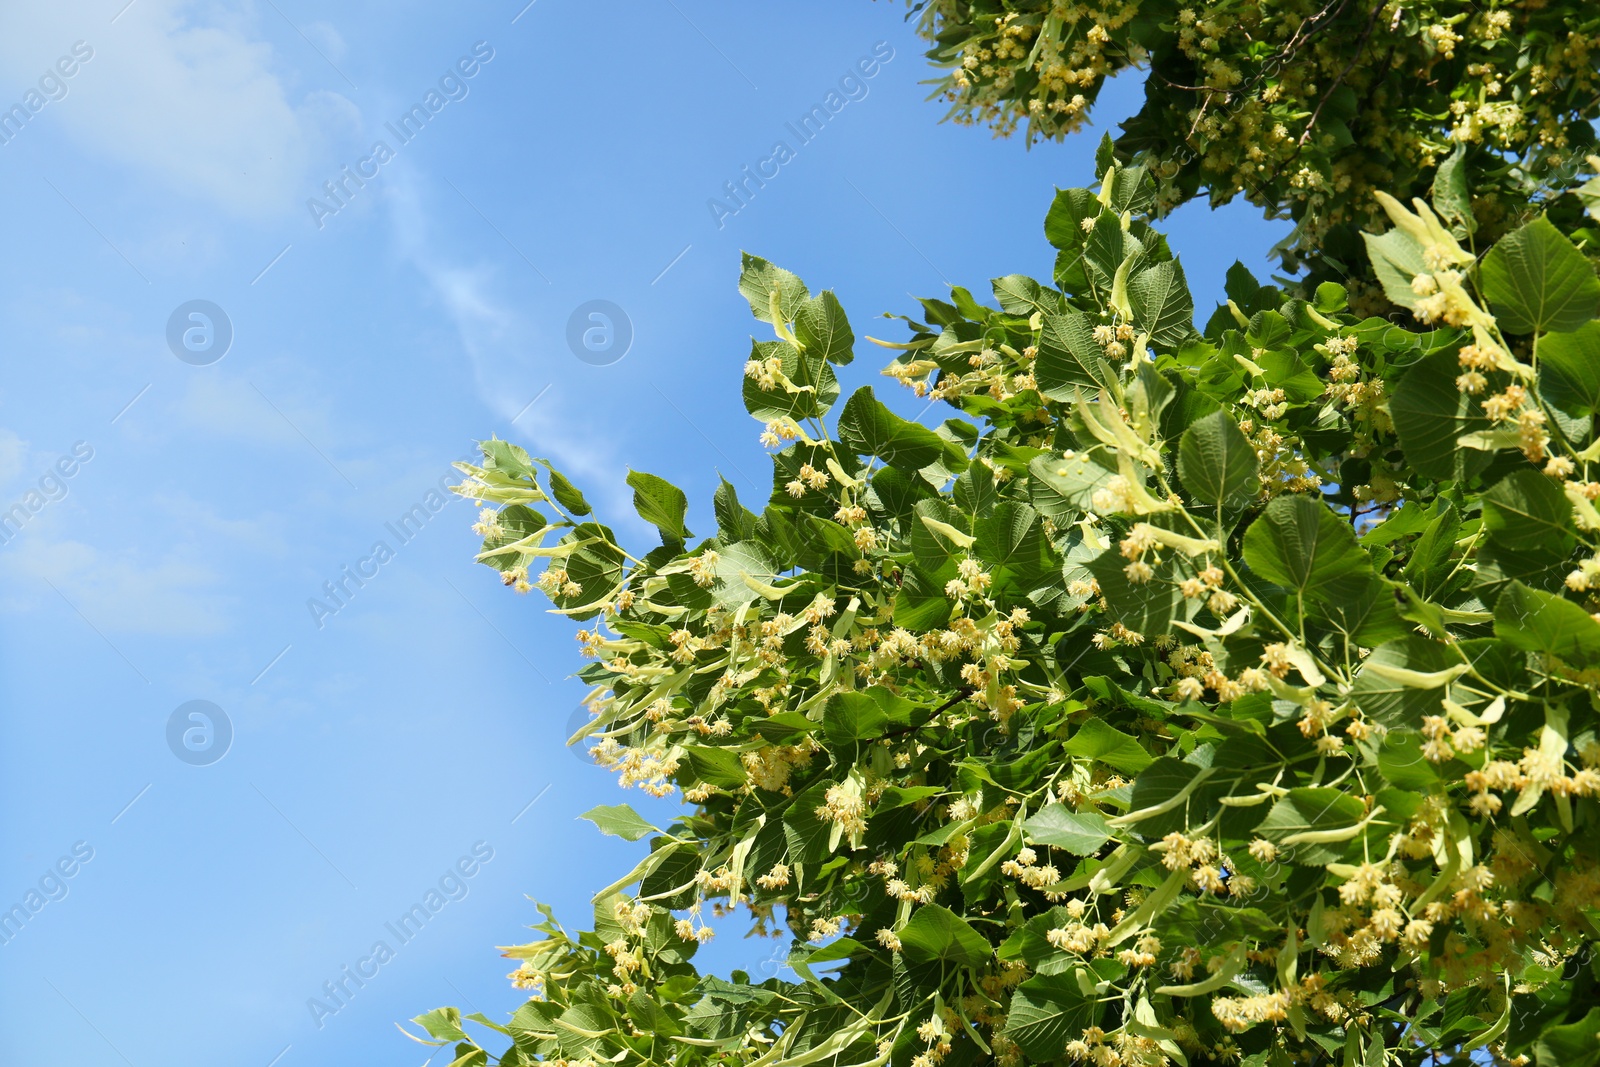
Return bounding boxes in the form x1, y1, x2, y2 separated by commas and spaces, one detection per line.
893, 0, 1600, 298
406, 156, 1600, 1067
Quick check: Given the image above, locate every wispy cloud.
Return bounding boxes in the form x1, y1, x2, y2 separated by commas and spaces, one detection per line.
2, 533, 234, 637
0, 0, 358, 218
0, 427, 29, 489
381, 174, 648, 536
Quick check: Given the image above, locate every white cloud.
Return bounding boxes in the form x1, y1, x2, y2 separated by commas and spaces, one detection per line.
302, 19, 346, 63
0, 1, 358, 218
0, 534, 233, 637
0, 428, 28, 490
381, 176, 647, 534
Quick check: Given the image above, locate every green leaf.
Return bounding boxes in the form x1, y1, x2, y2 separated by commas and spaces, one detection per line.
895, 565, 954, 631
476, 504, 550, 574
1315, 573, 1409, 646
793, 290, 855, 365
739, 254, 809, 324
1432, 144, 1475, 235
1533, 1007, 1600, 1067
1225, 261, 1263, 312
782, 779, 835, 863
1359, 501, 1434, 547
992, 274, 1052, 316
1483, 469, 1576, 556
742, 339, 839, 422
627, 470, 691, 543
1123, 756, 1207, 837
1087, 545, 1189, 637
1021, 805, 1113, 856
683, 746, 746, 789
683, 977, 775, 1041
1062, 717, 1152, 773
837, 386, 947, 470
1128, 259, 1195, 348
1242, 494, 1369, 599
1495, 581, 1600, 670
447, 1044, 489, 1067
1378, 731, 1442, 791
1390, 349, 1495, 482
535, 460, 592, 516
1102, 164, 1154, 214
1002, 972, 1097, 1061
1257, 349, 1324, 404
823, 691, 890, 747
1479, 216, 1600, 334
675, 539, 784, 611
627, 991, 683, 1038
579, 804, 659, 842
713, 478, 757, 542
1350, 637, 1456, 728
1363, 228, 1428, 309
974, 501, 1050, 587
1401, 501, 1461, 598
1314, 281, 1347, 313
1084, 213, 1144, 292
551, 523, 627, 620
1028, 449, 1117, 519
1093, 133, 1116, 177
1178, 410, 1259, 505
1256, 787, 1365, 865
1539, 321, 1600, 417
752, 711, 820, 743
1035, 311, 1113, 398
1044, 187, 1101, 251
414, 1007, 471, 1043
899, 904, 992, 968
1008, 906, 1078, 974
953, 462, 998, 517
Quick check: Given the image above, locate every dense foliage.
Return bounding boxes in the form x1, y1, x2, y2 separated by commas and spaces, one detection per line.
405, 157, 1600, 1067
895, 0, 1600, 297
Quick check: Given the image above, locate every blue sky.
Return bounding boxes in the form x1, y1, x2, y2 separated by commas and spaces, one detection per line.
0, 2, 1288, 1064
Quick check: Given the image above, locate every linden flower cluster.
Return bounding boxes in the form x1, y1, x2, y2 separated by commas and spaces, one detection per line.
1472, 377, 1553, 466
1163, 637, 1270, 705
1565, 555, 1600, 593
741, 743, 815, 795
1318, 861, 1427, 969
942, 342, 1041, 406
1208, 971, 1366, 1037
1464, 740, 1600, 817
907, 1009, 958, 1067
1297, 832, 1600, 998
815, 777, 868, 839
784, 463, 830, 498
880, 848, 968, 906
1091, 321, 1136, 361
744, 352, 784, 391
1419, 713, 1487, 764
945, 557, 994, 600
1175, 564, 1233, 616
1235, 417, 1323, 498
1319, 335, 1392, 447
536, 566, 582, 600
915, 0, 1600, 268
1159, 832, 1255, 897
1061, 1023, 1168, 1067
942, 5, 1129, 142
1001, 845, 1063, 895
758, 418, 801, 448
